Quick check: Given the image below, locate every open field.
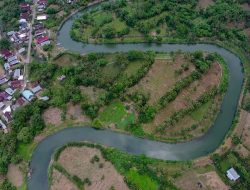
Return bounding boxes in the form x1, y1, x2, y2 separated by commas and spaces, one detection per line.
7, 164, 23, 188
51, 169, 78, 190
129, 53, 195, 105
42, 107, 63, 126
57, 146, 129, 190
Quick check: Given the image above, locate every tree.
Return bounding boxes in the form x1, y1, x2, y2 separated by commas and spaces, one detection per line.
17, 127, 33, 143
0, 38, 11, 50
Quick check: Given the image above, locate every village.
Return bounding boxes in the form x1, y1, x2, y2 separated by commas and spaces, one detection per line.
0, 0, 55, 133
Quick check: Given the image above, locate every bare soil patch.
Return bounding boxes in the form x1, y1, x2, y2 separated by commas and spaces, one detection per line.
58, 147, 129, 190
176, 171, 228, 190
233, 109, 250, 150
51, 169, 78, 190
241, 3, 250, 11
66, 102, 90, 123
143, 62, 221, 134
130, 54, 195, 105
235, 144, 250, 158
42, 107, 62, 126
0, 65, 5, 76
197, 0, 213, 9
7, 164, 23, 188
193, 157, 213, 168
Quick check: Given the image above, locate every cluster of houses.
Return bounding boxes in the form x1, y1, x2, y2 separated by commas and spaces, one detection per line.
0, 1, 50, 133
35, 0, 51, 47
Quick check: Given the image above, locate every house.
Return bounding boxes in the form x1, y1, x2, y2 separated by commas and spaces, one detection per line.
22, 90, 34, 101
5, 88, 15, 96
38, 0, 48, 6
0, 91, 12, 101
13, 69, 21, 79
36, 15, 47, 21
37, 36, 50, 46
0, 120, 8, 133
18, 47, 26, 54
17, 97, 26, 106
34, 29, 47, 37
9, 59, 20, 66
7, 55, 17, 63
0, 102, 5, 110
31, 84, 42, 94
39, 96, 49, 101
0, 76, 8, 85
4, 63, 10, 71
226, 168, 240, 181
57, 75, 66, 81
33, 23, 44, 31
20, 3, 31, 12
20, 12, 30, 20
0, 49, 12, 60
10, 80, 23, 89
3, 112, 12, 123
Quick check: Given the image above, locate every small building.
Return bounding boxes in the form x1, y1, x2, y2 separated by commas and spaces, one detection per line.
22, 90, 34, 101
226, 168, 240, 181
57, 75, 66, 81
0, 76, 8, 85
10, 80, 23, 89
0, 92, 11, 101
4, 63, 10, 71
3, 112, 12, 123
0, 49, 12, 59
0, 102, 5, 110
31, 85, 42, 94
17, 97, 26, 106
18, 47, 26, 54
13, 69, 21, 79
5, 88, 15, 96
39, 96, 49, 101
0, 119, 8, 133
37, 36, 50, 46
7, 55, 17, 63
36, 15, 47, 21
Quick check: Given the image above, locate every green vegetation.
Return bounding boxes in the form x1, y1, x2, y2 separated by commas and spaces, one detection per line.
213, 151, 250, 190
97, 101, 135, 129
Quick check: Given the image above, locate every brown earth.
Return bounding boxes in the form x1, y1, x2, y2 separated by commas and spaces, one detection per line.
193, 157, 213, 168
199, 171, 229, 190
51, 169, 78, 190
7, 164, 23, 188
176, 171, 228, 190
0, 65, 5, 76
143, 62, 221, 134
197, 0, 214, 9
236, 109, 250, 149
235, 144, 250, 158
241, 3, 250, 11
130, 54, 195, 105
42, 107, 62, 126
58, 146, 129, 190
66, 102, 90, 123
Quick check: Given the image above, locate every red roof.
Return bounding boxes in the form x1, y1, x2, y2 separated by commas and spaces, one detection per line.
37, 36, 49, 44
0, 92, 10, 100
38, 0, 48, 5
4, 112, 12, 122
0, 49, 13, 59
20, 12, 30, 19
17, 97, 26, 106
20, 3, 30, 8
10, 80, 23, 89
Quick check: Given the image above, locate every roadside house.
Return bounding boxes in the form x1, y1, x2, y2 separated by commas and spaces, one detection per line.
22, 90, 34, 101
226, 168, 240, 181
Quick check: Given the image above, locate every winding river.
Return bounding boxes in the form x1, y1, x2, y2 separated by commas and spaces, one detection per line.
28, 3, 244, 190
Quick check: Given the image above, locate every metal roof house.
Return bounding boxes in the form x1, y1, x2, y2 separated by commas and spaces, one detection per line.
226, 168, 240, 181
22, 90, 34, 101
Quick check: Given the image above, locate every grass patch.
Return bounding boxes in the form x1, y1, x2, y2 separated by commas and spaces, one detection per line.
190, 100, 212, 121
126, 169, 158, 190
97, 101, 135, 129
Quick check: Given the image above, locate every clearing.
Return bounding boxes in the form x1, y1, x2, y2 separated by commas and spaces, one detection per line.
197, 0, 214, 9
66, 102, 90, 123
143, 62, 221, 136
176, 171, 228, 190
130, 53, 195, 105
42, 107, 62, 126
51, 169, 78, 190
7, 164, 23, 188
57, 146, 129, 190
